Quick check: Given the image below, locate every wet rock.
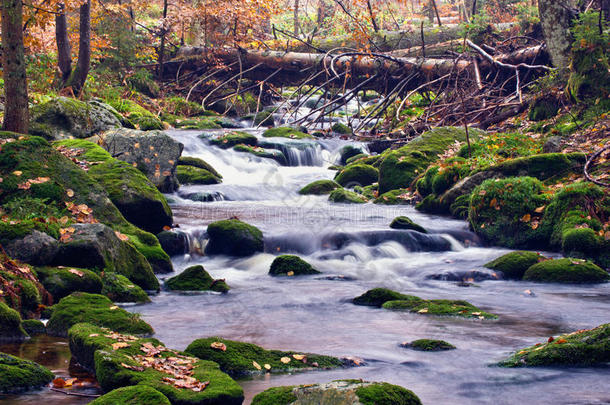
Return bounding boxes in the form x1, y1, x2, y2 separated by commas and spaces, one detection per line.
389, 216, 427, 233
484, 251, 545, 280
401, 339, 456, 351
0, 352, 54, 393
299, 179, 341, 195
542, 136, 563, 153
205, 219, 263, 257
335, 164, 379, 187
254, 110, 275, 126
426, 270, 500, 282
233, 144, 288, 165
339, 145, 365, 165
262, 127, 313, 139
36, 266, 103, 301
21, 319, 46, 335
90, 386, 171, 405
178, 156, 222, 178
176, 165, 222, 185
269, 255, 320, 276
523, 258, 609, 283
0, 302, 28, 343
157, 230, 189, 257
331, 122, 352, 134
328, 188, 368, 204
101, 272, 151, 303
181, 191, 225, 202
166, 265, 229, 292
97, 128, 183, 192
353, 288, 414, 307
4, 231, 59, 266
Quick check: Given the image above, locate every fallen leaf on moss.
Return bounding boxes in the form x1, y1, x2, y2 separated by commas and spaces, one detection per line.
252, 361, 262, 370
210, 342, 227, 352
280, 357, 291, 364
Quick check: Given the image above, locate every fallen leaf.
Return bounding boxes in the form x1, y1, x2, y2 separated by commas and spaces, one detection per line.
264, 364, 271, 370
112, 342, 129, 350
252, 361, 262, 370
69, 268, 84, 277
521, 214, 531, 222
534, 206, 546, 213
210, 342, 227, 352
66, 189, 75, 197
52, 378, 66, 388
13, 170, 22, 176
109, 305, 119, 310
280, 357, 291, 364
114, 231, 130, 241
292, 354, 305, 360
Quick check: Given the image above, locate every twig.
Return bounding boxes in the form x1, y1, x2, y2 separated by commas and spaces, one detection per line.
50, 388, 101, 398
584, 145, 610, 187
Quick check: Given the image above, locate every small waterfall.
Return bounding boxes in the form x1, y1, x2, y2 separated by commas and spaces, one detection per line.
259, 140, 327, 166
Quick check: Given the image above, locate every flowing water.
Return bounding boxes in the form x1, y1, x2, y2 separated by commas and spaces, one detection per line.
5, 125, 610, 404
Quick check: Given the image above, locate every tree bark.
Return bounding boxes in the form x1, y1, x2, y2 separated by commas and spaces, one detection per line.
55, 3, 72, 83
538, 0, 575, 68
158, 0, 169, 78
293, 0, 300, 36
1, 0, 29, 133
65, 0, 91, 93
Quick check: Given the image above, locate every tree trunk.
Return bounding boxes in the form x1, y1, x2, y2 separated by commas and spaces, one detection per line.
55, 3, 72, 83
158, 0, 169, 78
1, 0, 29, 134
65, 0, 91, 93
367, 0, 379, 32
293, 0, 300, 36
538, 0, 575, 68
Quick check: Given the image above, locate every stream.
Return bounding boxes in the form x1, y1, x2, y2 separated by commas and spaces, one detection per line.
4, 125, 610, 405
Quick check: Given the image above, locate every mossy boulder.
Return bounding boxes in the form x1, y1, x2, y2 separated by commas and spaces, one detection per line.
332, 122, 352, 134
484, 251, 545, 280
498, 323, 610, 367
178, 156, 222, 178
47, 293, 153, 337
185, 337, 343, 377
528, 97, 560, 121
378, 127, 482, 194
299, 179, 341, 195
269, 255, 320, 276
210, 131, 257, 148
382, 298, 497, 319
389, 217, 427, 233
102, 272, 151, 303
156, 230, 189, 257
262, 127, 313, 139
374, 189, 411, 205
252, 380, 422, 405
233, 144, 287, 165
68, 323, 244, 405
523, 258, 609, 284
353, 288, 415, 307
345, 153, 368, 165
35, 266, 102, 301
108, 100, 163, 131
205, 219, 263, 257
4, 230, 59, 266
90, 385, 171, 405
166, 265, 229, 293
21, 319, 46, 335
126, 72, 160, 99
401, 339, 456, 351
176, 165, 221, 185
339, 145, 365, 165
174, 117, 239, 130
328, 188, 368, 204
0, 302, 28, 342
0, 352, 54, 394
29, 97, 121, 140
335, 164, 379, 187
253, 111, 275, 126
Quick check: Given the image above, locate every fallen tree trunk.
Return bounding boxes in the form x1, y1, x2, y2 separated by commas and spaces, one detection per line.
168, 44, 549, 93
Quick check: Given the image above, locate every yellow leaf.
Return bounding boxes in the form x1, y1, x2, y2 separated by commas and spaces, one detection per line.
521, 214, 531, 222
292, 354, 305, 360
109, 305, 119, 310
280, 357, 291, 364
534, 206, 545, 213
112, 342, 129, 350
13, 170, 22, 176
66, 189, 75, 197
252, 361, 262, 370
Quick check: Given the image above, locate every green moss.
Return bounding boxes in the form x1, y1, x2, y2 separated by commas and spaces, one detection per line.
355, 382, 422, 405
166, 265, 229, 293
14, 279, 41, 312
68, 323, 244, 405
523, 258, 609, 284
102, 272, 150, 303
328, 188, 368, 204
374, 189, 410, 205
90, 385, 171, 405
331, 123, 352, 134
251, 386, 297, 405
185, 337, 343, 377
47, 293, 153, 337
339, 145, 365, 165
528, 97, 560, 121
403, 339, 456, 351
0, 352, 54, 393
108, 100, 163, 131
0, 302, 28, 342
126, 70, 160, 98
299, 180, 341, 195
498, 323, 610, 367
174, 117, 236, 130
415, 194, 447, 214
176, 165, 221, 185
378, 127, 482, 193
389, 217, 427, 233
36, 266, 102, 301
383, 298, 497, 319
335, 164, 379, 187
178, 157, 222, 178
491, 153, 586, 181
353, 288, 417, 307
233, 144, 287, 165
449, 194, 471, 219
345, 153, 368, 165
210, 131, 258, 148
262, 127, 313, 139
469, 177, 550, 249
205, 219, 264, 257
21, 319, 46, 335
269, 255, 320, 276
484, 251, 545, 280
253, 111, 275, 126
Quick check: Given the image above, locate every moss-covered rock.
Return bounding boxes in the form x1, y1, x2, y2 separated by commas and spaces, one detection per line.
523, 258, 609, 284
36, 266, 103, 301
262, 127, 313, 139
339, 145, 365, 165
382, 298, 497, 319
205, 219, 263, 257
0, 352, 54, 393
252, 380, 422, 405
484, 251, 545, 280
269, 255, 320, 276
378, 127, 482, 194
374, 189, 411, 205
156, 230, 188, 257
126, 70, 160, 98
233, 144, 287, 165
47, 293, 153, 337
108, 100, 163, 131
21, 319, 46, 335
528, 96, 560, 121
174, 117, 239, 130
498, 323, 610, 367
389, 217, 427, 233
176, 165, 222, 185
68, 323, 244, 405
166, 265, 229, 293
90, 385, 171, 405
335, 164, 379, 187
299, 180, 341, 195
253, 111, 275, 126
401, 339, 456, 351
353, 288, 415, 307
178, 156, 222, 178
185, 337, 343, 377
331, 122, 352, 134
345, 153, 368, 165
210, 131, 257, 148
102, 272, 151, 303
328, 188, 368, 204
29, 97, 121, 140
0, 302, 28, 342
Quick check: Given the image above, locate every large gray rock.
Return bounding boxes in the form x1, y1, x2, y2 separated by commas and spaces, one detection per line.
53, 223, 159, 291
97, 129, 183, 192
4, 231, 59, 266
29, 97, 122, 140
440, 170, 500, 208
